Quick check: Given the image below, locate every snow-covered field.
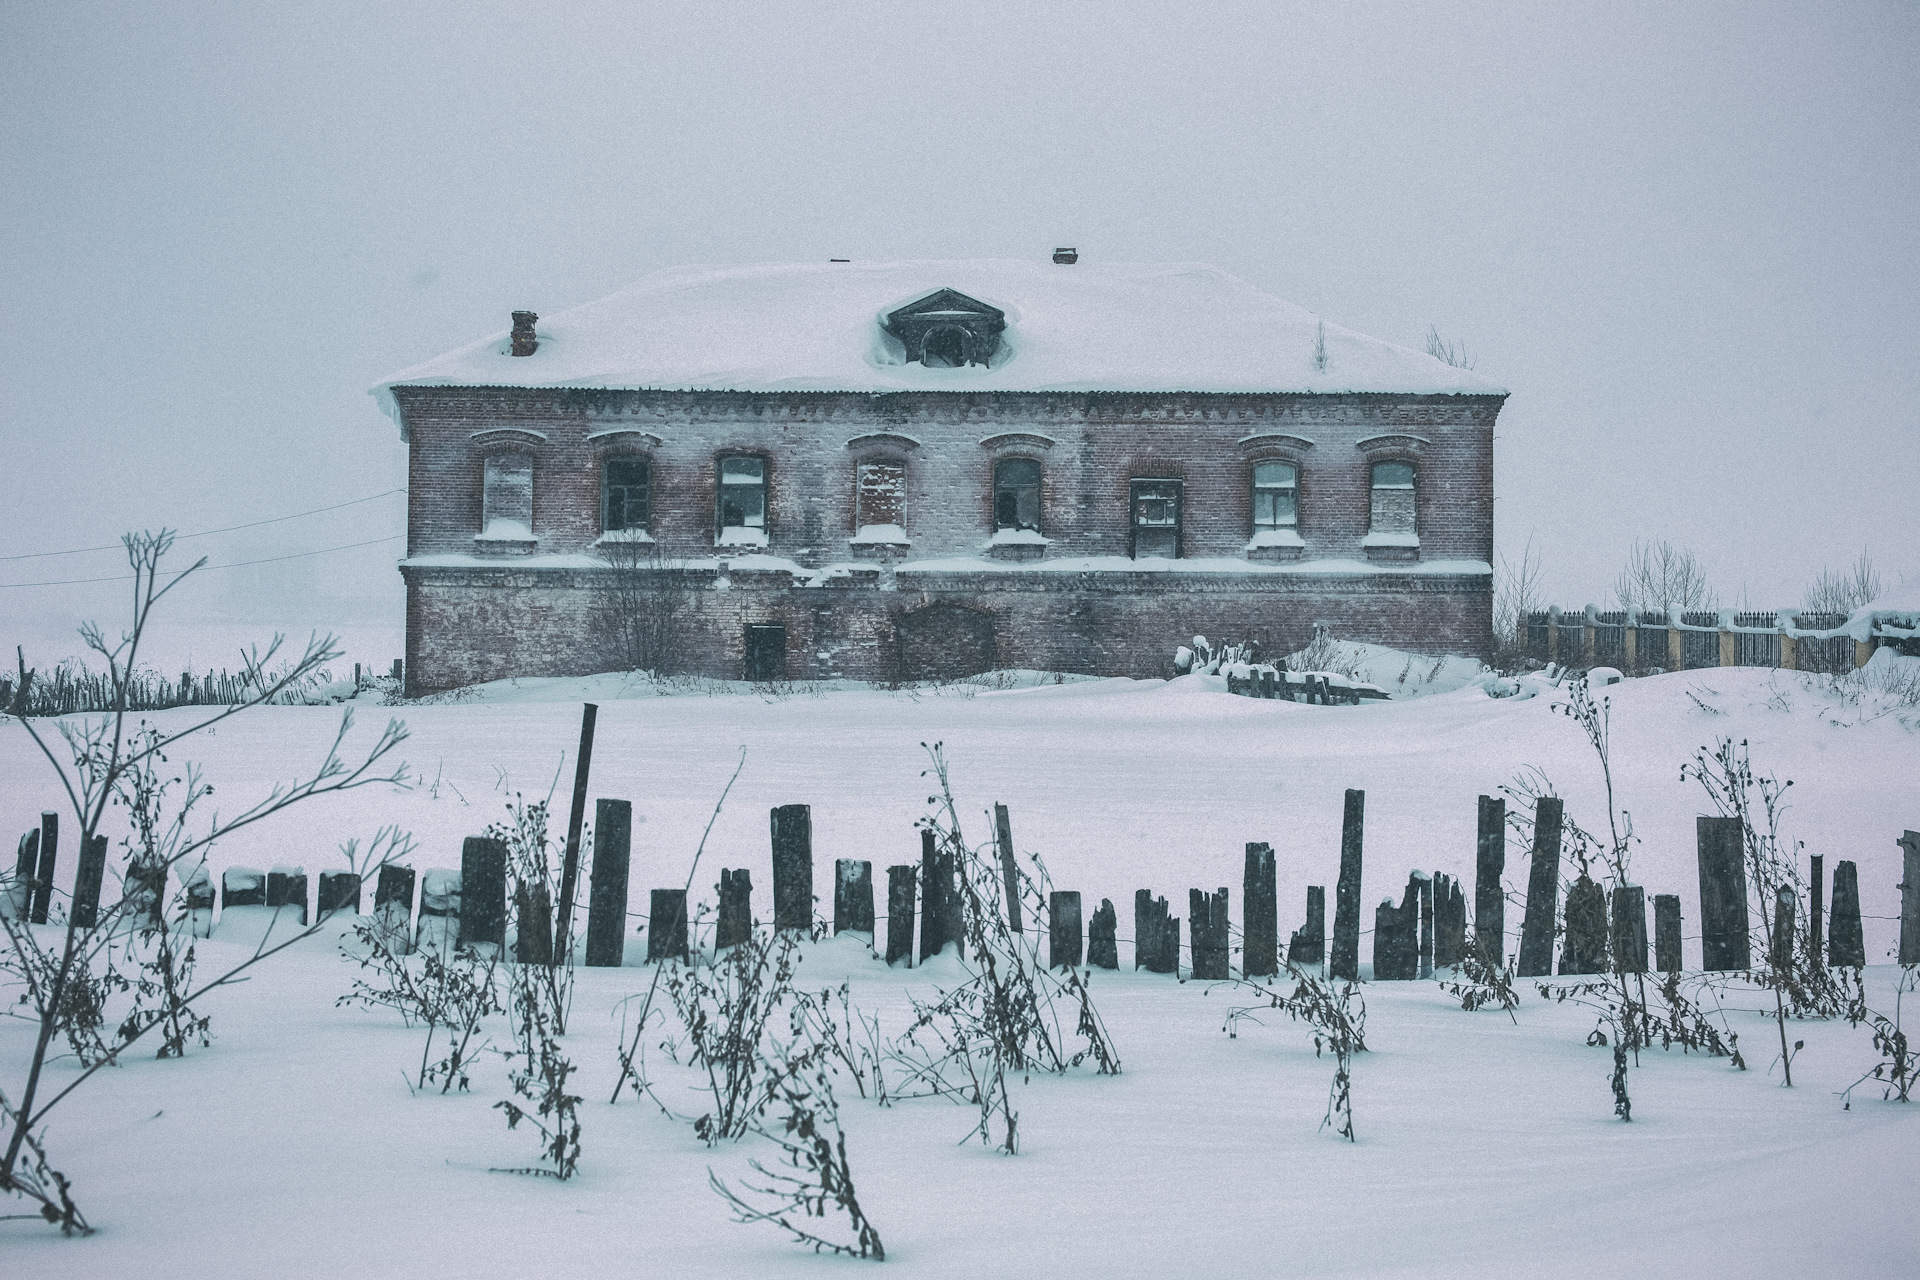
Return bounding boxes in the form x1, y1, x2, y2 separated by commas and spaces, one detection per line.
4, 662, 1917, 1276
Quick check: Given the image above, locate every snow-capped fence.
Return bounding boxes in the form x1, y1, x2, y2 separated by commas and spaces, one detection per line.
1520, 606, 1914, 672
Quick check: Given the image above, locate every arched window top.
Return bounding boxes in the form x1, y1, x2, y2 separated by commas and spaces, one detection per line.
1372, 460, 1416, 488
1254, 460, 1298, 487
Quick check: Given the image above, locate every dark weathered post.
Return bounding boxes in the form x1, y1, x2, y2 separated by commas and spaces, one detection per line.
1190, 887, 1229, 980
459, 836, 508, 955
1560, 874, 1606, 975
1696, 816, 1751, 971
1475, 795, 1506, 965
1770, 888, 1797, 971
416, 869, 461, 953
1050, 891, 1083, 969
30, 811, 58, 924
1135, 890, 1177, 974
1088, 898, 1118, 968
1373, 878, 1419, 980
374, 864, 416, 953
223, 866, 265, 908
1243, 842, 1278, 977
1610, 884, 1648, 974
585, 798, 632, 968
1808, 854, 1825, 965
124, 858, 167, 930
514, 882, 554, 965
184, 866, 214, 938
647, 888, 688, 962
1331, 789, 1364, 981
71, 834, 107, 929
1900, 831, 1920, 966
1288, 886, 1326, 966
770, 804, 813, 932
885, 865, 915, 966
993, 803, 1022, 933
1433, 873, 1467, 969
267, 866, 309, 926
1829, 860, 1864, 967
318, 870, 361, 916
1654, 893, 1682, 972
1517, 797, 1563, 977
7, 828, 37, 920
552, 702, 598, 963
834, 859, 874, 935
717, 868, 753, 949
918, 830, 943, 961
1417, 873, 1434, 979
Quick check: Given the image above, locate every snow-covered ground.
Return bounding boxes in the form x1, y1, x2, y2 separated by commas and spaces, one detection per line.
4, 661, 1917, 1275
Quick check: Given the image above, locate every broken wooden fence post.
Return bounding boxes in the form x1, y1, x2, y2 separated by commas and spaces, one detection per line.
918, 829, 961, 961
223, 866, 265, 908
514, 881, 553, 965
1828, 860, 1865, 967
1560, 874, 1606, 975
71, 834, 107, 929
1373, 877, 1419, 980
1517, 796, 1563, 977
1611, 884, 1648, 974
1433, 873, 1466, 969
993, 803, 1022, 933
1288, 886, 1326, 967
1696, 816, 1751, 971
318, 870, 361, 917
374, 864, 416, 953
834, 858, 874, 936
1475, 795, 1506, 965
1331, 789, 1364, 981
1809, 854, 1825, 964
416, 869, 461, 954
184, 866, 214, 938
552, 702, 598, 963
459, 836, 507, 957
124, 858, 167, 931
647, 888, 688, 962
1417, 872, 1434, 979
1243, 842, 1277, 977
1770, 887, 1797, 972
585, 798, 632, 967
770, 803, 813, 932
1135, 890, 1177, 974
885, 865, 915, 965
1190, 886, 1229, 980
1654, 893, 1682, 972
30, 810, 58, 924
6, 827, 37, 920
1088, 898, 1118, 968
717, 868, 753, 949
267, 865, 309, 926
1050, 890, 1082, 969
1900, 831, 1920, 966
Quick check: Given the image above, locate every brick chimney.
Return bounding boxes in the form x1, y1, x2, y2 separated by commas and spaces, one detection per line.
510, 311, 539, 357
1052, 247, 1078, 264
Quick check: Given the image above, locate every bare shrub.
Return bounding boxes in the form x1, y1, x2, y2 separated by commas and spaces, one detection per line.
1225, 964, 1367, 1141
1493, 537, 1545, 665
1612, 538, 1716, 615
1288, 625, 1369, 679
338, 914, 502, 1093
1803, 548, 1881, 617
1425, 324, 1476, 370
597, 540, 690, 675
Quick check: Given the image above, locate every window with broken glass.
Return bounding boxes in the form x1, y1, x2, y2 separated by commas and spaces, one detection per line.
1369, 460, 1416, 535
1251, 461, 1298, 532
602, 456, 651, 533
993, 458, 1042, 532
717, 455, 767, 539
1131, 478, 1182, 559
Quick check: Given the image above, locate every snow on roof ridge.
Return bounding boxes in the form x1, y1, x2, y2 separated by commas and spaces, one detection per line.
370, 259, 1507, 432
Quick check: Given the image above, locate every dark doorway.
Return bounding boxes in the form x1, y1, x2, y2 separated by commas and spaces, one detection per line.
1130, 479, 1183, 559
744, 624, 787, 682
922, 327, 967, 368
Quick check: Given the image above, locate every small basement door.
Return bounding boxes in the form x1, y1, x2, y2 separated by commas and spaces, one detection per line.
744, 624, 788, 682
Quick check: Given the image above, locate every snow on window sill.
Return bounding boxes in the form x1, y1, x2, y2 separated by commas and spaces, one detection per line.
1245, 529, 1305, 550
716, 527, 769, 549
988, 528, 1051, 546
475, 519, 536, 543
849, 524, 909, 546
1361, 531, 1420, 548
595, 529, 655, 545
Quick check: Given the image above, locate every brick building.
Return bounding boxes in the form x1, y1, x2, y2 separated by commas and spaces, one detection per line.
374, 259, 1507, 693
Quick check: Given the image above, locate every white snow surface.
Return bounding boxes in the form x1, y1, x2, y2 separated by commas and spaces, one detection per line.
5, 665, 1917, 1276
370, 260, 1506, 428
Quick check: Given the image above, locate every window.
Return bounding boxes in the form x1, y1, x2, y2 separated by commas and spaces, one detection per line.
1130, 479, 1182, 559
923, 328, 967, 368
993, 458, 1041, 531
1369, 460, 1416, 535
717, 455, 767, 542
603, 457, 651, 533
480, 453, 533, 539
856, 461, 905, 532
1252, 461, 1298, 531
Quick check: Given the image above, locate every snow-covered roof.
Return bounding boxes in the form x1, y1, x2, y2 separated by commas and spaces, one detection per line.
371, 260, 1505, 426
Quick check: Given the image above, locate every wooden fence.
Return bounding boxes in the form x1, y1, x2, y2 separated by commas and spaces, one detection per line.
1520, 607, 1914, 673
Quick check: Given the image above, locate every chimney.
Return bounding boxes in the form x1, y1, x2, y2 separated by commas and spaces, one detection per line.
510, 311, 539, 357
1052, 247, 1078, 265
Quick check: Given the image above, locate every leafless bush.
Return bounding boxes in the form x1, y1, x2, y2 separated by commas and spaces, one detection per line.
1425, 324, 1476, 370
1843, 968, 1915, 1107
1493, 537, 1545, 665
1612, 538, 1716, 615
1288, 625, 1369, 679
1441, 943, 1519, 1021
1224, 963, 1367, 1141
597, 540, 690, 675
494, 965, 581, 1180
338, 914, 501, 1093
1803, 548, 1880, 617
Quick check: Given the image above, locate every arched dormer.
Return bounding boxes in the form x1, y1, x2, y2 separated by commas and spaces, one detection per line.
885, 289, 1005, 367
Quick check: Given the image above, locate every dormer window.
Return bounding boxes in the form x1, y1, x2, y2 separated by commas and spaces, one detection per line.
885, 289, 1006, 368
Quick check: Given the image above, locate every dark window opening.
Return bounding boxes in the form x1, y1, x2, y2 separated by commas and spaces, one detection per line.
1252, 461, 1298, 531
1130, 478, 1182, 559
718, 454, 767, 539
993, 458, 1042, 531
923, 327, 966, 368
603, 456, 651, 533
745, 624, 787, 682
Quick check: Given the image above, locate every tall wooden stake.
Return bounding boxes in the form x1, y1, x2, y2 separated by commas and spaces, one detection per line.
552, 702, 599, 962
993, 803, 1022, 932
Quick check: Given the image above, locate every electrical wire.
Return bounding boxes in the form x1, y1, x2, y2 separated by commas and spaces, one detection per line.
0, 488, 408, 561
0, 534, 407, 589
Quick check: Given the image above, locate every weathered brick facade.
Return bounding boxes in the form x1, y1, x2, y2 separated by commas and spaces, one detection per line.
395, 386, 1504, 692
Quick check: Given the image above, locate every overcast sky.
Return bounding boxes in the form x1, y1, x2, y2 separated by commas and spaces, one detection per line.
4, 1, 1915, 671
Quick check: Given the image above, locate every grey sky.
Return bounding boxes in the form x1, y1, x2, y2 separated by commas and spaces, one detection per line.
4, 1, 1915, 668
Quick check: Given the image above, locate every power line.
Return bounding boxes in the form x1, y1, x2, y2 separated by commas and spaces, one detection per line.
0, 488, 408, 562
0, 534, 407, 589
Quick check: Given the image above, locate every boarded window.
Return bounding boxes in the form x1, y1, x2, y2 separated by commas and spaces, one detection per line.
1131, 479, 1182, 559
481, 454, 533, 537
1369, 460, 1416, 535
718, 455, 767, 531
856, 461, 905, 530
1252, 461, 1297, 530
603, 457, 650, 532
994, 458, 1041, 531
